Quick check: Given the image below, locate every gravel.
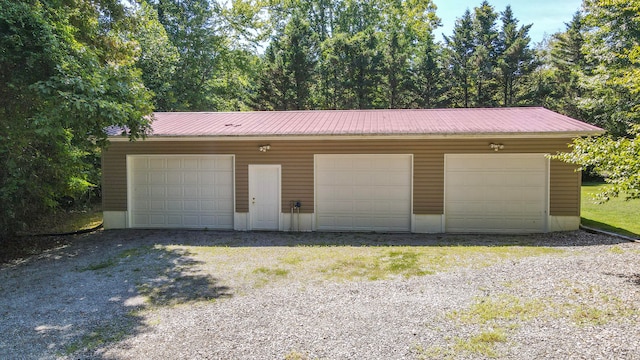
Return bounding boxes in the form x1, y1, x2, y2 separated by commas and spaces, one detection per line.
1, 230, 639, 360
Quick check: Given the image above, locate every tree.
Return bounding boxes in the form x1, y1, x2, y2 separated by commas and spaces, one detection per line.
132, 1, 179, 111
413, 32, 445, 108
496, 5, 534, 106
554, 0, 640, 202
579, 0, 640, 136
150, 0, 260, 111
543, 12, 588, 118
0, 0, 153, 236
254, 10, 316, 110
443, 9, 475, 107
152, 0, 225, 110
553, 125, 640, 201
471, 1, 499, 107
378, 0, 438, 108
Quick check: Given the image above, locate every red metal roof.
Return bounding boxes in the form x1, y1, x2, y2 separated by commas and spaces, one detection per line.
112, 107, 604, 137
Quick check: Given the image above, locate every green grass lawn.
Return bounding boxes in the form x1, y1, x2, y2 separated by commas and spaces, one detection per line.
581, 182, 640, 237
22, 204, 103, 235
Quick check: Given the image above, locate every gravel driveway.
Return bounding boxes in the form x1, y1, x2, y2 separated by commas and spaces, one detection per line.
1, 230, 638, 359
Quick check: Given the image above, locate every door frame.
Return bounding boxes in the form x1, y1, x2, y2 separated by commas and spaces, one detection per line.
248, 164, 281, 230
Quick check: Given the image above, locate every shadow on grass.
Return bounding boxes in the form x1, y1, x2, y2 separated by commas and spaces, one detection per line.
581, 218, 640, 239
135, 247, 231, 306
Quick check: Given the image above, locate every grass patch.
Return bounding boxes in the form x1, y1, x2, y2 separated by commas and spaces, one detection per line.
449, 294, 546, 324
324, 249, 434, 280
253, 267, 290, 277
582, 182, 640, 237
21, 203, 103, 235
284, 350, 313, 360
63, 320, 133, 355
561, 283, 639, 326
608, 245, 625, 254
77, 247, 153, 272
416, 328, 507, 359
183, 245, 564, 285
454, 328, 507, 358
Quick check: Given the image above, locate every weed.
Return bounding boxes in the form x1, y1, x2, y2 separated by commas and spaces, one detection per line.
79, 259, 116, 271
414, 344, 448, 360
253, 267, 290, 277
383, 250, 432, 277
284, 350, 312, 360
608, 246, 625, 254
453, 328, 506, 358
416, 329, 506, 359
572, 305, 609, 326
185, 244, 565, 286
118, 246, 152, 259
450, 294, 546, 324
281, 254, 303, 265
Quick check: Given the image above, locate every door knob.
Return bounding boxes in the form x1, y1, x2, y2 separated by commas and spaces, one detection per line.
252, 197, 256, 204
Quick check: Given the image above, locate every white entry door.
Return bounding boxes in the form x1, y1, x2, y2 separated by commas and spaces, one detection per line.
249, 165, 281, 230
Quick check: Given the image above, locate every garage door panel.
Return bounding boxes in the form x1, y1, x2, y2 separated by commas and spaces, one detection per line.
184, 172, 198, 184
129, 155, 234, 229
148, 158, 164, 169
215, 172, 233, 185
316, 154, 411, 232
445, 154, 547, 233
353, 172, 374, 185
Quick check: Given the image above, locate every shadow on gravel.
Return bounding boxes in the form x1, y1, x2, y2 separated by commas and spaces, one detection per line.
135, 247, 231, 307
0, 231, 231, 359
113, 228, 632, 248
605, 273, 640, 287
0, 228, 630, 359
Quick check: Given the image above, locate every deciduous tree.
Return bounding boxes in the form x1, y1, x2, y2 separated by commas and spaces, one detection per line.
0, 0, 153, 236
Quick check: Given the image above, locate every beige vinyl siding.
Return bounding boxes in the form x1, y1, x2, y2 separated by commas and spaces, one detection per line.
549, 159, 581, 216
102, 137, 579, 216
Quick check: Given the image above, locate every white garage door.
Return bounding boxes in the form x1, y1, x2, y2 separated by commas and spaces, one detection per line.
445, 154, 548, 233
128, 155, 234, 229
315, 154, 412, 232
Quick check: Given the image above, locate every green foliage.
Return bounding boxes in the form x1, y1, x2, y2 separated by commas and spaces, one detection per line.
4, 0, 637, 237
541, 1, 638, 198
443, 2, 535, 108
443, 9, 475, 107
131, 1, 179, 111
541, 0, 639, 135
553, 126, 640, 201
579, 0, 640, 136
254, 9, 317, 110
0, 0, 153, 236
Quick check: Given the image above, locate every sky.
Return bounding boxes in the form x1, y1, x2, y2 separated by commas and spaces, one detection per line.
433, 0, 584, 45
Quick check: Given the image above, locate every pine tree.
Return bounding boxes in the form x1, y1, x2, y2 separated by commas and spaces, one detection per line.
496, 5, 534, 106
444, 9, 475, 107
471, 1, 499, 107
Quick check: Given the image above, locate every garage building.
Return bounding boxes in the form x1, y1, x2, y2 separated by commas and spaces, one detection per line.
102, 107, 603, 233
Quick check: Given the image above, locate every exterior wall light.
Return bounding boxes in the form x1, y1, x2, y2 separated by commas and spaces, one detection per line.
490, 143, 504, 151
259, 144, 271, 152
